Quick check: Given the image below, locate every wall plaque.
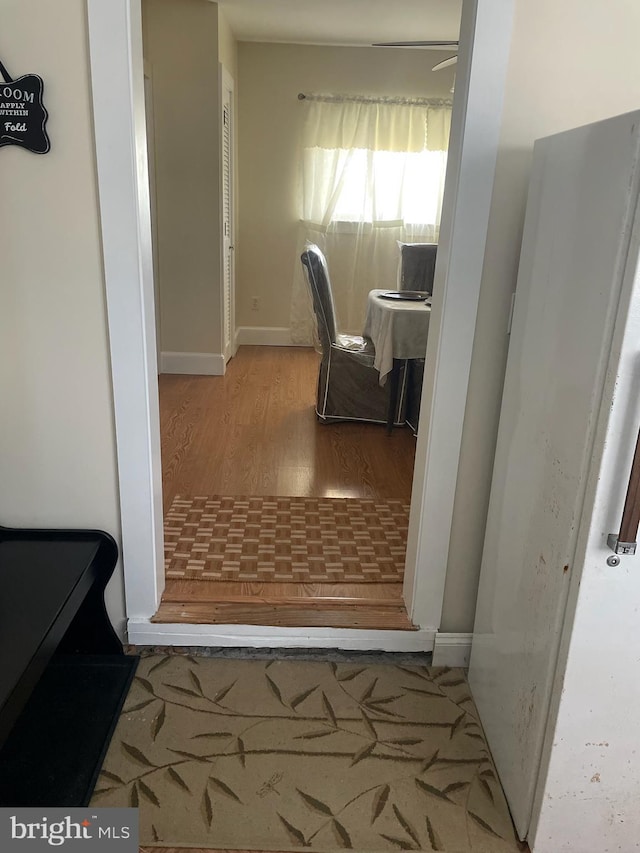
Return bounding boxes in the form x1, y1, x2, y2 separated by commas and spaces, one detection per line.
0, 57, 50, 154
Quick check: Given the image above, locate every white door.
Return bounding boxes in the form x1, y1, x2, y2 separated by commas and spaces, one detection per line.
221, 67, 235, 362
469, 110, 640, 850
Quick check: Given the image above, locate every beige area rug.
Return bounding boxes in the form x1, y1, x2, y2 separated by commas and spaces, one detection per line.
164, 496, 409, 582
93, 656, 524, 853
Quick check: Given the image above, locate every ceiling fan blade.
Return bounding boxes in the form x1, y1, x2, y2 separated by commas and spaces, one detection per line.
372, 40, 459, 48
432, 55, 458, 71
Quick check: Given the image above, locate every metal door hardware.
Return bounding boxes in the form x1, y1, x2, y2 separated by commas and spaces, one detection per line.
608, 422, 640, 557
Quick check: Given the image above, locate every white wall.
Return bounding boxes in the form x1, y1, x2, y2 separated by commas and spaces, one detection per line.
142, 0, 222, 356
218, 5, 238, 80
0, 0, 125, 634
236, 42, 456, 331
440, 0, 640, 631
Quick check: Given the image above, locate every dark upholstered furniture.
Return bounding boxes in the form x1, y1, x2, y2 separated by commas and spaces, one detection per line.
301, 244, 407, 425
399, 242, 438, 294
0, 525, 136, 805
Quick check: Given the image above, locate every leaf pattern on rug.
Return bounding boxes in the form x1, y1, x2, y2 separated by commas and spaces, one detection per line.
426, 815, 444, 851
279, 813, 309, 847
350, 742, 376, 766
167, 766, 190, 793
202, 787, 213, 827
332, 818, 352, 848
93, 657, 523, 852
371, 784, 390, 823
151, 703, 166, 740
213, 680, 236, 703
391, 804, 421, 847
298, 789, 334, 816
209, 776, 242, 803
290, 685, 319, 710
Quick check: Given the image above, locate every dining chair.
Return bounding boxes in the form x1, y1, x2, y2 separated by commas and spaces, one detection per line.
398, 242, 437, 294
396, 242, 436, 434
300, 244, 407, 425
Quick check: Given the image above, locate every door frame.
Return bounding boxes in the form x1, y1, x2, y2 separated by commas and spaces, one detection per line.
219, 63, 236, 363
87, 0, 515, 648
143, 61, 161, 368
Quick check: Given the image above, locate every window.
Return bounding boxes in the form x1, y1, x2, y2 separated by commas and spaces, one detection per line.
320, 147, 449, 225
292, 95, 452, 339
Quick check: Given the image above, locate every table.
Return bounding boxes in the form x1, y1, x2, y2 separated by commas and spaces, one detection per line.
363, 289, 431, 431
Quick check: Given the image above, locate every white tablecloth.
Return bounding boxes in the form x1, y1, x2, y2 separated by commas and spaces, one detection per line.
363, 289, 431, 383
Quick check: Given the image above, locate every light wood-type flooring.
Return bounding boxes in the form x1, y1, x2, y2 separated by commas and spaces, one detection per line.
155, 346, 417, 630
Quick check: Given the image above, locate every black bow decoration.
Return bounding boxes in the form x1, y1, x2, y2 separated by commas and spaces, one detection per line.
0, 56, 50, 154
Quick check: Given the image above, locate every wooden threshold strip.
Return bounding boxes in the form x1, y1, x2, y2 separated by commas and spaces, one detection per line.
162, 593, 405, 608
152, 601, 416, 630
162, 579, 405, 604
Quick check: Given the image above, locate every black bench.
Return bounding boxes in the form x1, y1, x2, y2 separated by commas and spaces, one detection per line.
0, 525, 137, 806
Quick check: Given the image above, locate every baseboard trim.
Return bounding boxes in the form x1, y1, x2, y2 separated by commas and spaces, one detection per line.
160, 352, 226, 375
432, 632, 473, 667
235, 327, 308, 347
127, 619, 436, 652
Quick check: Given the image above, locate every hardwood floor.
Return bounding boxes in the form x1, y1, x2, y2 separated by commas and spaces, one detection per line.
160, 346, 416, 511
156, 346, 417, 630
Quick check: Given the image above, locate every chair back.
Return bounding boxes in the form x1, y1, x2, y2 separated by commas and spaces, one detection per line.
399, 243, 438, 294
301, 244, 338, 348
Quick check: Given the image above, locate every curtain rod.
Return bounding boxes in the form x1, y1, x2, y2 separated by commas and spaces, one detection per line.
297, 92, 453, 107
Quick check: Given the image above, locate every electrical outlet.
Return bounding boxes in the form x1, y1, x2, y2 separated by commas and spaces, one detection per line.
251, 297, 259, 311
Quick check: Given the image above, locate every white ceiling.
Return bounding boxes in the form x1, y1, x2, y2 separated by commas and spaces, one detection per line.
216, 0, 462, 48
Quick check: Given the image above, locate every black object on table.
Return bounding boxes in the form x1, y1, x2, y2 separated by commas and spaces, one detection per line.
0, 525, 137, 806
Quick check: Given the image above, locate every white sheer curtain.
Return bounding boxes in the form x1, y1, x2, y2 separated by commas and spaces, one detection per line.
291, 94, 452, 344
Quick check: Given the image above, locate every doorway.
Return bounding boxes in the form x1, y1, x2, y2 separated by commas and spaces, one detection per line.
86, 0, 515, 650
150, 21, 455, 629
